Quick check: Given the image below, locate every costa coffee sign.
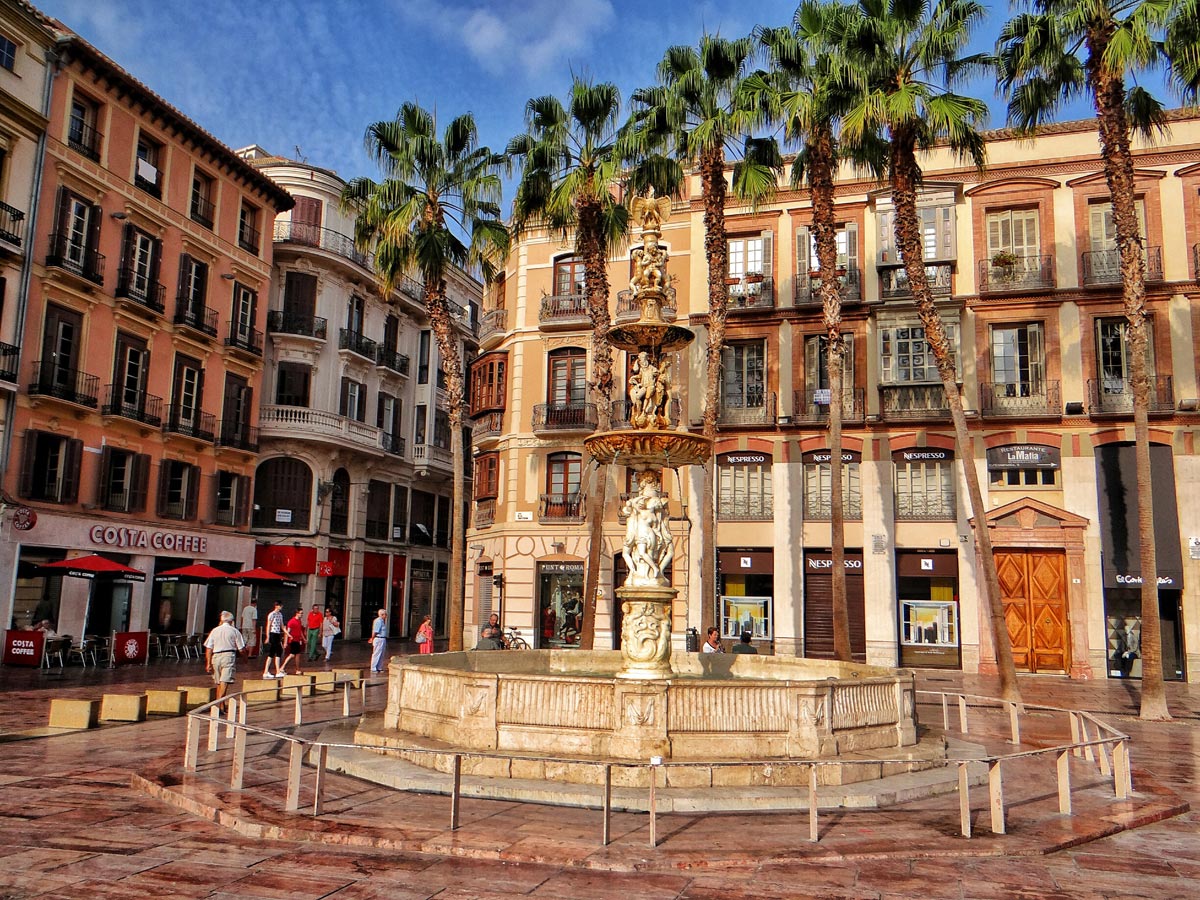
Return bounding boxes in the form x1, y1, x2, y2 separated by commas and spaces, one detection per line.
89, 525, 208, 554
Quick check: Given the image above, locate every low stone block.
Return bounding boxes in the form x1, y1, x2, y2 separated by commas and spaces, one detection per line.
280, 674, 315, 698
100, 693, 147, 722
311, 671, 336, 694
145, 689, 186, 716
49, 698, 100, 729
175, 685, 215, 707
240, 679, 280, 704
332, 667, 363, 685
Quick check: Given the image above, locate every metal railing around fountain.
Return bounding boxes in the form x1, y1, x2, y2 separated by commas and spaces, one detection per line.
178, 680, 1135, 851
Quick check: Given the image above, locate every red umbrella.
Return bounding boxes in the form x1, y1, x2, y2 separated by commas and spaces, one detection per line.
227, 567, 299, 588
154, 563, 241, 585
37, 554, 146, 582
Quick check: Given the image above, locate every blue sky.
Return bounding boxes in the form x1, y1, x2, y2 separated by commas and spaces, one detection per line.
36, 0, 1118, 193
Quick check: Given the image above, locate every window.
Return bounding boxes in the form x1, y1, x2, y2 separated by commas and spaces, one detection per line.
410, 489, 435, 544
803, 334, 856, 408
377, 392, 401, 452
414, 404, 427, 444
392, 484, 409, 542
329, 468, 351, 536
169, 353, 204, 434
252, 457, 313, 529
111, 332, 150, 420
117, 225, 162, 307
18, 430, 82, 503
990, 323, 1044, 397
291, 195, 322, 245
190, 169, 215, 227
49, 188, 102, 282
365, 480, 391, 540
339, 377, 365, 422
134, 132, 163, 197
275, 362, 310, 406
475, 452, 499, 500
470, 353, 507, 415
417, 330, 431, 383
98, 448, 150, 512
728, 235, 764, 279
878, 198, 956, 263
894, 453, 956, 519
158, 459, 200, 520
1088, 200, 1146, 253
721, 341, 765, 409
433, 410, 451, 449
230, 282, 258, 350
986, 209, 1039, 262
803, 452, 862, 520
796, 225, 859, 299
548, 347, 587, 406
1085, 200, 1150, 283
346, 294, 365, 335
0, 34, 17, 71
238, 201, 260, 254
67, 93, 101, 160
283, 272, 317, 319
383, 313, 399, 353
39, 303, 82, 391
221, 374, 252, 446
1095, 316, 1155, 405
553, 257, 585, 295
879, 322, 958, 383
213, 471, 250, 527
717, 458, 773, 520
435, 495, 451, 547
176, 255, 209, 324
990, 466, 1058, 487
546, 452, 582, 501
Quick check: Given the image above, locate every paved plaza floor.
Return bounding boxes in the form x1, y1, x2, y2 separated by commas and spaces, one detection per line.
0, 644, 1197, 899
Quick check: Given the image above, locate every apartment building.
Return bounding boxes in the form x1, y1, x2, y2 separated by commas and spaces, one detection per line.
240, 148, 480, 642
468, 111, 1200, 683
0, 31, 293, 639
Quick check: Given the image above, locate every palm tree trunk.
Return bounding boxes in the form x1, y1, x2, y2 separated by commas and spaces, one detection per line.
1088, 53, 1169, 719
810, 127, 851, 662
699, 144, 729, 637
891, 141, 1021, 703
426, 281, 466, 650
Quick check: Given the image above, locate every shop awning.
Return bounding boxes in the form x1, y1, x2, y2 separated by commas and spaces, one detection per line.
36, 554, 146, 582
1095, 444, 1184, 589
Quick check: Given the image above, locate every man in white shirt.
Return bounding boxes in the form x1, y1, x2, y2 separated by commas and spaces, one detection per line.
204, 610, 246, 700
240, 600, 258, 656
369, 608, 388, 673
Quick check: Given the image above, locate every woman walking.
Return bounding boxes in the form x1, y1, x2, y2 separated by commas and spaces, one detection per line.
321, 608, 340, 662
416, 614, 434, 654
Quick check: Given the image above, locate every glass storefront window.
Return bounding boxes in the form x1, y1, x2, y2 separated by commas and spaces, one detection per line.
537, 562, 584, 648
720, 596, 771, 640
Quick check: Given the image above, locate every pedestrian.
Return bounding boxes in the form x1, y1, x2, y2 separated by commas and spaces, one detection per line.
416, 614, 434, 654
240, 599, 258, 657
369, 608, 388, 673
204, 610, 245, 700
280, 609, 306, 675
475, 626, 504, 650
305, 603, 323, 661
321, 608, 340, 662
732, 631, 758, 655
702, 626, 724, 653
484, 611, 508, 648
261, 600, 285, 678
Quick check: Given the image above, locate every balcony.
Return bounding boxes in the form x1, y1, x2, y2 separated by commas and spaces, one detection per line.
134, 166, 162, 199
538, 492, 586, 524
792, 388, 866, 424
28, 360, 99, 408
174, 298, 219, 337
611, 398, 681, 429
412, 442, 453, 469
217, 419, 259, 452
163, 406, 216, 443
895, 493, 956, 521
474, 498, 496, 528
67, 119, 102, 161
478, 307, 509, 343
376, 346, 410, 376
1087, 376, 1175, 416
190, 193, 215, 229
879, 383, 950, 421
0, 342, 17, 382
101, 385, 163, 426
273, 220, 373, 271
727, 276, 776, 311
978, 254, 1054, 293
224, 322, 263, 356
383, 433, 406, 457
238, 221, 260, 255
539, 293, 590, 329
979, 381, 1061, 418
804, 496, 863, 521
339, 328, 377, 359
259, 404, 385, 453
718, 497, 774, 522
615, 287, 677, 322
267, 310, 327, 340
1081, 247, 1163, 286
115, 267, 166, 315
472, 410, 504, 438
532, 401, 598, 433
880, 263, 953, 300
717, 391, 776, 427
0, 200, 26, 249
46, 232, 105, 286
793, 266, 861, 305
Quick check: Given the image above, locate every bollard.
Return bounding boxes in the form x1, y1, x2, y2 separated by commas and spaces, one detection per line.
988, 760, 1005, 834
286, 741, 303, 812
601, 765, 613, 846
958, 695, 969, 734
312, 745, 328, 816
184, 715, 200, 771
1006, 701, 1020, 745
1057, 750, 1072, 815
648, 761, 658, 848
808, 763, 819, 843
450, 754, 462, 830
207, 704, 221, 752
958, 761, 971, 838
231, 726, 246, 790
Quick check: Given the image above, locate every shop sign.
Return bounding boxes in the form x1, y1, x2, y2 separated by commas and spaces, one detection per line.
718, 452, 771, 466
896, 550, 959, 578
802, 450, 861, 464
255, 544, 317, 574
539, 561, 583, 574
11, 507, 36, 531
2, 630, 45, 667
89, 525, 208, 554
275, 509, 293, 524
893, 448, 954, 463
112, 631, 149, 666
1111, 572, 1179, 588
717, 549, 774, 574
986, 444, 1060, 470
804, 551, 864, 571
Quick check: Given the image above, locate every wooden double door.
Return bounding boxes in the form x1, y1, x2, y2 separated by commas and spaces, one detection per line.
996, 550, 1069, 673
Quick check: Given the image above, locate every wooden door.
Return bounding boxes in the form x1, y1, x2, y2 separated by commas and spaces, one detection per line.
996, 550, 1068, 673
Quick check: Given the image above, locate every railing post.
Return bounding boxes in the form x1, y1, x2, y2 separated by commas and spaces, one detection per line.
941, 694, 949, 731
343, 682, 351, 717
231, 725, 246, 790
184, 714, 200, 771
1069, 712, 1082, 758
988, 760, 1005, 834
450, 754, 462, 830
293, 687, 303, 725
285, 741, 303, 812
808, 763, 819, 843
207, 704, 221, 752
1078, 718, 1096, 763
1057, 750, 1071, 815
648, 762, 658, 849
602, 765, 612, 846
958, 695, 969, 734
1096, 735, 1112, 777
958, 761, 971, 838
1006, 701, 1020, 745
312, 745, 327, 817
1114, 739, 1131, 798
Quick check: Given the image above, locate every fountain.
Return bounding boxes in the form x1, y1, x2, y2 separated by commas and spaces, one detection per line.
357, 197, 926, 788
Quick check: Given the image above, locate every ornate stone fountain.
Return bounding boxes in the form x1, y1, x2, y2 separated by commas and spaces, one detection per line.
583, 195, 710, 680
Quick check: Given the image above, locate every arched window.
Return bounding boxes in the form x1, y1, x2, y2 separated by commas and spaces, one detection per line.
329, 467, 351, 535
252, 457, 312, 529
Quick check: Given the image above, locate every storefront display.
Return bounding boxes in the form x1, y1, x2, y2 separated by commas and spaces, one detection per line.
896, 550, 960, 669
717, 549, 774, 640
537, 561, 584, 648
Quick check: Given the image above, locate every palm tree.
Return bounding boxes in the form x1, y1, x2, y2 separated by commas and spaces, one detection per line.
997, 0, 1200, 720
843, 0, 1023, 702
628, 35, 781, 635
342, 102, 509, 652
506, 78, 633, 650
756, 0, 881, 663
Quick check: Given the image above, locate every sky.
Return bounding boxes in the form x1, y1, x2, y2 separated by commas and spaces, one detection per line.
33, 0, 1128, 196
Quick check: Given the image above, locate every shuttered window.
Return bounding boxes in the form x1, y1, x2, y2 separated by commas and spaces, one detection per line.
157, 459, 199, 520
803, 462, 861, 520
717, 462, 773, 520
803, 559, 866, 661
18, 430, 82, 503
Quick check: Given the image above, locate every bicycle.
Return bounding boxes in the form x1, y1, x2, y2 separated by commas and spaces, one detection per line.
503, 627, 530, 650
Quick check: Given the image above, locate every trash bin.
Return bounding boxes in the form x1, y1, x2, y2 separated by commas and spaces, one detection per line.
685, 627, 699, 652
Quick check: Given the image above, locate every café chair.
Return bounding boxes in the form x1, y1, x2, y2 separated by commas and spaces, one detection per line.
42, 637, 69, 668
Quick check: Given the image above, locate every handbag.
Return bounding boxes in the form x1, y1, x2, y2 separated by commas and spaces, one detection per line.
332, 626, 341, 636
416, 632, 428, 644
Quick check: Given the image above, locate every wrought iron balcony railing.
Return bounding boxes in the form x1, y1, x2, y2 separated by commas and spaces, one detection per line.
46, 232, 105, 285
792, 387, 865, 424
267, 310, 327, 340
217, 420, 259, 452
190, 193, 215, 229
878, 383, 951, 420
794, 265, 861, 305
115, 266, 166, 314
134, 167, 162, 199
532, 401, 598, 432
727, 276, 776, 310
478, 306, 509, 341
101, 384, 163, 426
718, 391, 776, 426
272, 220, 374, 271
979, 380, 1061, 418
539, 292, 589, 325
174, 297, 218, 336
0, 200, 26, 248
538, 492, 586, 523
718, 497, 774, 522
1087, 376, 1174, 415
163, 406, 216, 442
29, 360, 99, 408
472, 410, 504, 438
978, 254, 1055, 292
804, 495, 863, 521
0, 342, 18, 382
224, 322, 263, 355
383, 434, 406, 457
615, 287, 677, 321
339, 328, 377, 359
880, 263, 953, 300
895, 493, 957, 521
238, 221, 260, 255
376, 346, 410, 375
67, 119, 102, 161
474, 499, 496, 528
1081, 247, 1163, 286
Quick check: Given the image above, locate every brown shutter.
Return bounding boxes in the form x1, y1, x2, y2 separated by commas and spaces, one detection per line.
120, 223, 134, 270
176, 254, 190, 309
52, 186, 68, 235
339, 377, 349, 417
130, 453, 150, 512
61, 438, 83, 503
156, 462, 170, 516
97, 446, 113, 507
149, 237, 162, 290
18, 429, 38, 497
803, 562, 866, 661
236, 474, 251, 527
184, 464, 199, 520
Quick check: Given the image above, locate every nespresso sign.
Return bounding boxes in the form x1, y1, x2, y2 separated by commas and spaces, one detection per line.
987, 444, 1060, 470
801, 450, 861, 464
718, 452, 771, 466
892, 448, 954, 463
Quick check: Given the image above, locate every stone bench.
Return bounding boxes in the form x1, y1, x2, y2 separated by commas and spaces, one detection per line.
279, 674, 315, 698
100, 693, 147, 723
239, 679, 280, 704
49, 698, 100, 729
176, 685, 215, 707
145, 689, 186, 716
311, 671, 336, 694
333, 667, 364, 686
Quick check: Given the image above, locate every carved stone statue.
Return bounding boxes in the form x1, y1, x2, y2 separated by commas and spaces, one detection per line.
621, 599, 672, 665
620, 470, 673, 587
630, 194, 672, 233
629, 351, 672, 429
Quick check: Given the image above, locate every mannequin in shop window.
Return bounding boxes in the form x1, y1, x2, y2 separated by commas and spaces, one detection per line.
1118, 617, 1141, 678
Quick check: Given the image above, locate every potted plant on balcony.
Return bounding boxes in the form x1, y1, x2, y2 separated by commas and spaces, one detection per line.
725, 275, 742, 286
745, 271, 764, 284
990, 249, 1019, 278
